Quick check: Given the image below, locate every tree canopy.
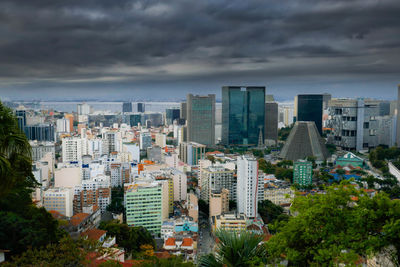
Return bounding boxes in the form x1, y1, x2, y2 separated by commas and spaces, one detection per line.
0, 101, 65, 258
266, 181, 400, 265
99, 220, 154, 256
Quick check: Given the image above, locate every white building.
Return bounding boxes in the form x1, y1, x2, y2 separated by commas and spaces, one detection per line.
62, 137, 87, 162
237, 155, 258, 218
29, 141, 55, 161
77, 103, 91, 115
122, 142, 140, 163
56, 118, 71, 133
43, 187, 74, 217
172, 169, 187, 201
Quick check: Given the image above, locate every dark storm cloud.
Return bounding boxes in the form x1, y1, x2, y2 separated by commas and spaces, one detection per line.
0, 0, 399, 99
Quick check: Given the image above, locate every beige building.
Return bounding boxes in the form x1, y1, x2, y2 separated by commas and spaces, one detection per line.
43, 187, 74, 217
186, 193, 199, 222
209, 189, 229, 218
155, 133, 166, 148
55, 165, 82, 188
211, 212, 247, 232
264, 184, 294, 205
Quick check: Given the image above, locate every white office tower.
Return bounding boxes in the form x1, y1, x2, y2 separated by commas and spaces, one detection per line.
62, 137, 88, 162
43, 188, 74, 217
122, 142, 140, 163
56, 118, 70, 133
102, 131, 119, 155
237, 155, 259, 218
140, 132, 152, 150
87, 139, 103, 159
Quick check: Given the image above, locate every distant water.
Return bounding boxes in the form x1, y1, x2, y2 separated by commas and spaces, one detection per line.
39, 101, 182, 113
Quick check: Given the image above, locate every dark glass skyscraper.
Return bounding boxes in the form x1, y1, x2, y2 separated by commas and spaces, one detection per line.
222, 86, 265, 146
137, 103, 145, 113
295, 94, 323, 135
166, 108, 180, 125
122, 102, 132, 113
187, 94, 215, 146
24, 124, 55, 141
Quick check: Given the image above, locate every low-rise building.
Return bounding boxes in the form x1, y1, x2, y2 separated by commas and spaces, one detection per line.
211, 212, 247, 232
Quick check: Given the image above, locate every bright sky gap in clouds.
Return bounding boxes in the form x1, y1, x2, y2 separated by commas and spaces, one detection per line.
0, 0, 399, 100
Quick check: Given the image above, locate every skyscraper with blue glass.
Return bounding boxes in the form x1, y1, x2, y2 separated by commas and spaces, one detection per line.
222, 86, 265, 146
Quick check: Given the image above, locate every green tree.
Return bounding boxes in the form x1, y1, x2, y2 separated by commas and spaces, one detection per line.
99, 220, 154, 256
258, 200, 289, 224
0, 102, 65, 258
3, 237, 102, 267
266, 181, 400, 265
258, 158, 275, 174
199, 230, 266, 267
106, 186, 125, 214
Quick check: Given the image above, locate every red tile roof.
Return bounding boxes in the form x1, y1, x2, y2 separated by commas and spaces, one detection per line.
165, 238, 176, 246
181, 238, 193, 247
70, 213, 90, 226
48, 210, 65, 220
82, 228, 106, 241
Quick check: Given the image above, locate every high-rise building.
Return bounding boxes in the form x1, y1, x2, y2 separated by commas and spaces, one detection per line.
129, 114, 142, 127
180, 102, 187, 121
15, 109, 26, 132
165, 108, 180, 125
237, 155, 258, 218
397, 85, 400, 147
62, 137, 88, 162
24, 124, 55, 141
125, 182, 164, 234
102, 131, 118, 155
209, 189, 229, 218
77, 103, 91, 115
64, 113, 74, 132
186, 94, 215, 146
140, 132, 152, 150
43, 187, 74, 217
327, 98, 394, 151
178, 141, 206, 166
56, 118, 71, 133
295, 94, 324, 135
122, 102, 132, 113
293, 160, 313, 186
137, 103, 145, 113
265, 102, 278, 146
155, 133, 166, 148
200, 166, 235, 202
222, 86, 265, 146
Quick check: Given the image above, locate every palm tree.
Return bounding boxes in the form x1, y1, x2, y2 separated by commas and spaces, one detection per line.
198, 229, 266, 267
0, 102, 36, 199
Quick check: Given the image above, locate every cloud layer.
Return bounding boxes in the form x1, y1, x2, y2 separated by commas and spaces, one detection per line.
0, 0, 399, 100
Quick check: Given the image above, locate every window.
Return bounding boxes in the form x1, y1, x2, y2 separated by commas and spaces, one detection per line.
364, 122, 369, 129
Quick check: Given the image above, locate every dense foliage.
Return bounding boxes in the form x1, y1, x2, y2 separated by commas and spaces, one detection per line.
258, 158, 293, 181
266, 181, 400, 265
99, 220, 154, 256
258, 200, 289, 225
0, 102, 64, 258
3, 237, 102, 267
106, 186, 125, 214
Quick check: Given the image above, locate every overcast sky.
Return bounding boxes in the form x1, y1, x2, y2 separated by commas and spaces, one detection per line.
0, 0, 399, 101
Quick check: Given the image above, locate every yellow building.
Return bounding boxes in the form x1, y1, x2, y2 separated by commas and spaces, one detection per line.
211, 212, 247, 232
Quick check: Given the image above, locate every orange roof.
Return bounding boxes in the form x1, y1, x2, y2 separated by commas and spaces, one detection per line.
206, 151, 223, 155
351, 196, 359, 201
82, 228, 106, 241
181, 238, 193, 247
70, 213, 90, 226
165, 238, 176, 246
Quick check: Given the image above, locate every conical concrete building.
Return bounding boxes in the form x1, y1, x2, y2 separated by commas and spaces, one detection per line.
280, 121, 329, 161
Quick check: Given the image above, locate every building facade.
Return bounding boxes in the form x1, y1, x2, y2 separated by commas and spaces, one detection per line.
295, 94, 324, 135
186, 94, 215, 146
293, 160, 313, 186
222, 86, 265, 146
237, 155, 258, 218
265, 101, 278, 146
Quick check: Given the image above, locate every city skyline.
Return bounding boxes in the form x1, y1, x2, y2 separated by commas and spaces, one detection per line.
0, 0, 399, 101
